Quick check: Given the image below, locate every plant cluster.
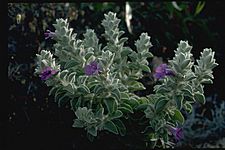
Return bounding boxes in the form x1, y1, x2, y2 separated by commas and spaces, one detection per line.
34, 11, 218, 148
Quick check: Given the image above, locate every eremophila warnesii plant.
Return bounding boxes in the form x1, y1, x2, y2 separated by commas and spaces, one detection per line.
34, 12, 218, 148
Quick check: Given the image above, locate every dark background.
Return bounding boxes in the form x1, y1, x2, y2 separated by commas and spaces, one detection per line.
5, 2, 225, 149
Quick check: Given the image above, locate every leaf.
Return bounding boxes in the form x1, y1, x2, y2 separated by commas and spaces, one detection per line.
145, 52, 153, 58
128, 52, 138, 62
118, 107, 132, 114
95, 107, 104, 118
104, 120, 119, 134
139, 97, 149, 104
173, 109, 185, 124
58, 94, 70, 107
119, 103, 133, 113
127, 74, 139, 80
118, 37, 128, 45
113, 119, 126, 136
93, 84, 104, 94
144, 105, 155, 119
77, 76, 88, 84
195, 1, 205, 16
85, 52, 95, 61
186, 72, 196, 81
204, 55, 213, 64
181, 59, 190, 69
75, 107, 91, 121
201, 78, 213, 84
125, 97, 140, 107
108, 52, 115, 67
88, 81, 100, 90
140, 64, 151, 72
120, 92, 129, 100
55, 90, 65, 103
178, 53, 185, 63
148, 133, 158, 142
104, 98, 116, 114
156, 87, 170, 93
111, 88, 121, 101
161, 129, 169, 143
184, 102, 192, 113
155, 99, 168, 113
64, 84, 76, 94
118, 31, 125, 38
64, 60, 79, 69
196, 84, 204, 93
110, 110, 123, 119
194, 92, 205, 104
209, 63, 218, 69
77, 84, 90, 94
70, 97, 81, 111
173, 63, 181, 73
135, 103, 148, 110
174, 95, 183, 110
49, 86, 59, 96
87, 126, 97, 136
182, 84, 193, 98
128, 81, 146, 92
72, 119, 84, 128
68, 72, 76, 82
172, 1, 182, 11
121, 47, 133, 57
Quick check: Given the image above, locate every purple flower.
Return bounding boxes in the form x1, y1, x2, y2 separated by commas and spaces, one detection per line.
168, 126, 183, 141
44, 30, 56, 40
153, 63, 175, 79
40, 66, 57, 80
84, 61, 101, 76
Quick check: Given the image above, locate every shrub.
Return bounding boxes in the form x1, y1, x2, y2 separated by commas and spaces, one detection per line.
34, 11, 218, 148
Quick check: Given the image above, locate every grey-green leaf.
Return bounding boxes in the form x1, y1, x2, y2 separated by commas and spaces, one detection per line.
73, 119, 84, 128
77, 84, 90, 94
140, 64, 151, 72
110, 110, 123, 119
104, 98, 116, 114
118, 103, 134, 113
174, 95, 183, 110
194, 92, 205, 104
88, 126, 98, 136
95, 107, 104, 118
113, 119, 126, 136
155, 99, 169, 113
184, 102, 192, 113
173, 109, 185, 124
104, 120, 119, 134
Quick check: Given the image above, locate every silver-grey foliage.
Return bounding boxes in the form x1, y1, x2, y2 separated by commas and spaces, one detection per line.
178, 98, 225, 147
34, 11, 218, 148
